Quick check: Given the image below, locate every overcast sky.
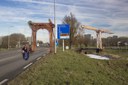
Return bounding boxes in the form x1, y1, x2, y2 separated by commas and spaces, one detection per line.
0, 0, 128, 42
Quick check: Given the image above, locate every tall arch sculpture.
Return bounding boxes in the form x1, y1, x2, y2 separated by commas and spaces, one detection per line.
28, 19, 55, 52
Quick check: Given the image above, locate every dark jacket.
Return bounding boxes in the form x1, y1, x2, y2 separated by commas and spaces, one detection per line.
22, 46, 29, 53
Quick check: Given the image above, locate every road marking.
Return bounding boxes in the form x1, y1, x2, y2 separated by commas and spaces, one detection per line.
0, 79, 8, 85
23, 63, 33, 69
36, 57, 41, 61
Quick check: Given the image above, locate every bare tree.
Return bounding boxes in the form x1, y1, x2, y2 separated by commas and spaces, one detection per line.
62, 13, 80, 49
75, 26, 85, 47
1, 33, 26, 48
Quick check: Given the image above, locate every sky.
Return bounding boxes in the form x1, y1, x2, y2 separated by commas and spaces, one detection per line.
0, 0, 128, 42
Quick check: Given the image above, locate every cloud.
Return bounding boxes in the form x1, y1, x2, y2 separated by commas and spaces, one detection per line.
37, 29, 49, 42
0, 0, 128, 39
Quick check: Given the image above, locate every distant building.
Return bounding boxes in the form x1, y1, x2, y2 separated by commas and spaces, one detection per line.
112, 35, 118, 39
84, 34, 93, 40
37, 40, 43, 47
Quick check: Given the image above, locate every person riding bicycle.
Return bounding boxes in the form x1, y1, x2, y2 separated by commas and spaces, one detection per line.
22, 44, 29, 60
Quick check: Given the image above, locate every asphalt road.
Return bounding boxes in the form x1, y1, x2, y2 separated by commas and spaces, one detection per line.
0, 47, 50, 85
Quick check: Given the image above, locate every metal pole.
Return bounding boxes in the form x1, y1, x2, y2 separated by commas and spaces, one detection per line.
8, 26, 14, 49
54, 0, 57, 53
8, 28, 10, 49
19, 34, 21, 48
8, 35, 9, 49
63, 39, 64, 51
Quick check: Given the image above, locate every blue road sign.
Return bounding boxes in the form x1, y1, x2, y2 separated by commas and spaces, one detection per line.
57, 24, 70, 39
56, 39, 59, 46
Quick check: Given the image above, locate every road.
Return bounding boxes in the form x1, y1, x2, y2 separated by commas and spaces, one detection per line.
0, 47, 49, 85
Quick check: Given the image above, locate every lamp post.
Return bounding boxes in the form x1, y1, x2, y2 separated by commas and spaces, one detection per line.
8, 26, 14, 49
18, 34, 21, 48
8, 28, 10, 49
54, 0, 57, 53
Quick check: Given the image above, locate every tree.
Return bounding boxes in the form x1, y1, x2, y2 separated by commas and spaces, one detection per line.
75, 26, 85, 47
83, 35, 91, 47
1, 36, 8, 48
37, 40, 43, 46
1, 33, 26, 48
10, 33, 26, 48
62, 13, 80, 49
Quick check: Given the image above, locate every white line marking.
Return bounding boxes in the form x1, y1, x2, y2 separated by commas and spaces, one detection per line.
36, 57, 41, 61
0, 79, 8, 85
23, 63, 33, 69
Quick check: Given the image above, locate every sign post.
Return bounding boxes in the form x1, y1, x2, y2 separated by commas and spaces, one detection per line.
63, 39, 64, 51
57, 24, 70, 51
54, 0, 56, 53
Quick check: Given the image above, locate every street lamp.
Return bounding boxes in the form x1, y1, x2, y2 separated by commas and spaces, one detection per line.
8, 26, 14, 49
18, 33, 22, 48
54, 0, 57, 53
8, 28, 10, 49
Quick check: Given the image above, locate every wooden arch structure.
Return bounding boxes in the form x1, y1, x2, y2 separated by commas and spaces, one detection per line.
28, 19, 55, 52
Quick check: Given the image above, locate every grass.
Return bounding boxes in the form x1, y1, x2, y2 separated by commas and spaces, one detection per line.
8, 48, 128, 85
0, 48, 7, 51
102, 49, 128, 59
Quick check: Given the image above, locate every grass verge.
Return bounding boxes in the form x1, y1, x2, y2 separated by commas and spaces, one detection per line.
102, 49, 128, 59
8, 49, 128, 85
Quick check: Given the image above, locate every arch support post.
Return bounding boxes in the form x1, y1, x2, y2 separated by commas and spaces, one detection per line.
32, 30, 37, 51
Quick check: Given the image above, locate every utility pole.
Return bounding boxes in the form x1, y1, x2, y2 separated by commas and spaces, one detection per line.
19, 34, 21, 48
8, 28, 10, 49
8, 26, 14, 49
54, 0, 57, 53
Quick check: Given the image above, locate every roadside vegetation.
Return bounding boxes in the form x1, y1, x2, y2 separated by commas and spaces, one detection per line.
102, 49, 128, 59
8, 48, 128, 85
0, 48, 6, 51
